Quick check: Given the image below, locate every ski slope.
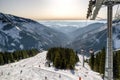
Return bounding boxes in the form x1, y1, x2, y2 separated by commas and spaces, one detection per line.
0, 51, 103, 80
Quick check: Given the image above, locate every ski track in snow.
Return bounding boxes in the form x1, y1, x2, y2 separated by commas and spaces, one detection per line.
0, 51, 103, 80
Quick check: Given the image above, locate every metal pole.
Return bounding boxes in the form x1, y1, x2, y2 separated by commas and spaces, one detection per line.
104, 1, 113, 80
81, 49, 85, 67
83, 53, 84, 67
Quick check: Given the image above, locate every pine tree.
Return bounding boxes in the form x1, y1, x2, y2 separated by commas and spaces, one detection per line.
113, 51, 120, 80
69, 50, 76, 69
0, 53, 4, 65
89, 53, 94, 70
53, 51, 61, 68
99, 48, 105, 74
118, 51, 120, 79
9, 53, 14, 63
94, 53, 100, 72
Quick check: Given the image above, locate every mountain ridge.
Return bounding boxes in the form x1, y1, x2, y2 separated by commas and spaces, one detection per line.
0, 12, 120, 52
0, 13, 69, 52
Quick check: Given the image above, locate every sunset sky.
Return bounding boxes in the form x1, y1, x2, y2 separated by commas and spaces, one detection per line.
0, 0, 118, 20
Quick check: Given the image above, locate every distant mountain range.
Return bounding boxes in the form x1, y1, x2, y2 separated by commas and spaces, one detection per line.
40, 19, 120, 52
66, 20, 120, 52
0, 12, 120, 52
0, 13, 68, 52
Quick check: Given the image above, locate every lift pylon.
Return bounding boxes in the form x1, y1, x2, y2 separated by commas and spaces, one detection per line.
87, 0, 120, 80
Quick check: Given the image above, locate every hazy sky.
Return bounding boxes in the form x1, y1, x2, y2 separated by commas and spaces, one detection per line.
0, 0, 118, 20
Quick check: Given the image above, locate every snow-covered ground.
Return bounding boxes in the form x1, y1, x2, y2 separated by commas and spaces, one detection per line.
0, 51, 103, 80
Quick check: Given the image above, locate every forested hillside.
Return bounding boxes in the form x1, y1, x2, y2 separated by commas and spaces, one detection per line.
89, 48, 120, 80
46, 47, 79, 69
0, 49, 39, 65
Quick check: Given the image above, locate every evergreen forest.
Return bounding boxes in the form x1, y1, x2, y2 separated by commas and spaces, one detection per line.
46, 47, 79, 69
0, 49, 39, 65
89, 48, 120, 80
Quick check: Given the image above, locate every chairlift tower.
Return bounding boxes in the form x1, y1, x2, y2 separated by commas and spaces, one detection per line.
104, 1, 113, 80
87, 0, 120, 80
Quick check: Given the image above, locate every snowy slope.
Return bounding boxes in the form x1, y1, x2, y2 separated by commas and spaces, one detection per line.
113, 22, 120, 49
0, 13, 69, 51
67, 19, 120, 51
0, 51, 103, 80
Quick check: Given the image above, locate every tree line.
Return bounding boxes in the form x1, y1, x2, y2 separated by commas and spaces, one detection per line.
0, 49, 39, 65
46, 47, 79, 69
89, 48, 120, 80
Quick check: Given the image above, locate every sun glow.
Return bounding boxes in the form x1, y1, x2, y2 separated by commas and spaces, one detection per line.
0, 0, 93, 20
47, 0, 81, 19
